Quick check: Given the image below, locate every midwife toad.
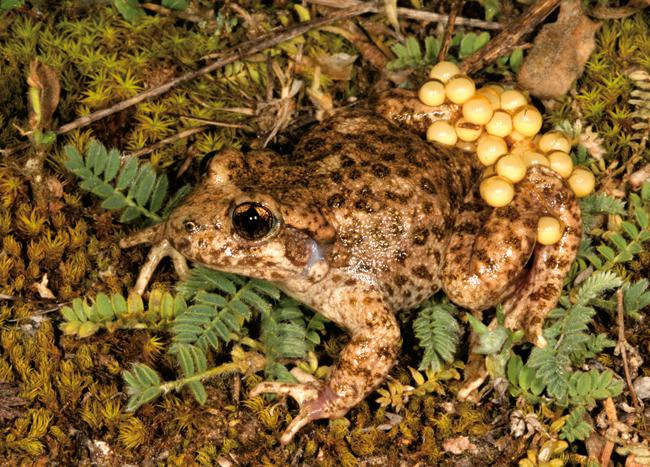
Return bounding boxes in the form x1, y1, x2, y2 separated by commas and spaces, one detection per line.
121, 89, 582, 444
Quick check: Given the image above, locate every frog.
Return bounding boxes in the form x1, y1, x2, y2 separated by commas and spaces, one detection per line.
120, 88, 582, 445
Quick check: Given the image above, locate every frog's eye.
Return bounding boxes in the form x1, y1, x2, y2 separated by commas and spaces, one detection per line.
231, 202, 277, 241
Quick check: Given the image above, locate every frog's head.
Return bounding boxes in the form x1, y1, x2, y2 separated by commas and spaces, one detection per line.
165, 148, 335, 284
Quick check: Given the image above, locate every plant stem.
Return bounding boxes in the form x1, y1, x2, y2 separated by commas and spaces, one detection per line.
159, 362, 243, 393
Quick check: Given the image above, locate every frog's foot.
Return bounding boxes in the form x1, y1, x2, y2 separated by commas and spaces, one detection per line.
121, 225, 190, 295
250, 377, 348, 445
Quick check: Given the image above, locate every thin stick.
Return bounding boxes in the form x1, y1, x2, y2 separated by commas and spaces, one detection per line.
459, 0, 560, 74
126, 125, 210, 158
437, 0, 461, 62
617, 289, 641, 412
305, 0, 502, 30
0, 4, 373, 157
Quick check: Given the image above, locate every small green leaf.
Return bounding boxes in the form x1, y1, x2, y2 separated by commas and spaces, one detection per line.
162, 0, 187, 9
509, 48, 524, 73
148, 174, 168, 213
101, 194, 128, 210
133, 164, 156, 206
104, 149, 121, 182
187, 381, 207, 404
64, 145, 84, 171
89, 140, 108, 176
78, 321, 101, 338
119, 206, 141, 223
116, 157, 138, 191
95, 293, 116, 321
0, 0, 25, 11
113, 0, 145, 22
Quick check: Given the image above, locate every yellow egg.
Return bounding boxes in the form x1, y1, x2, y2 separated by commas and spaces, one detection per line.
429, 61, 460, 83
568, 168, 596, 197
418, 80, 446, 106
454, 118, 483, 142
538, 131, 571, 153
495, 154, 527, 183
426, 121, 458, 146
445, 76, 476, 104
537, 216, 564, 245
512, 106, 543, 137
521, 152, 550, 167
548, 151, 574, 178
483, 84, 504, 95
480, 176, 515, 207
475, 87, 501, 110
476, 134, 508, 166
462, 96, 494, 125
485, 110, 513, 137
500, 89, 528, 112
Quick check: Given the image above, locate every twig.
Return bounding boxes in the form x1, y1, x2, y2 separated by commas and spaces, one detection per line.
459, 0, 560, 74
437, 0, 461, 62
600, 397, 617, 466
125, 125, 210, 159
0, 4, 374, 158
617, 289, 641, 412
305, 0, 503, 30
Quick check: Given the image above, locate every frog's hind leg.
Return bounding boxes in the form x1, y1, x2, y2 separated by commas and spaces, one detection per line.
443, 166, 581, 346
250, 284, 400, 445
501, 168, 582, 347
446, 166, 581, 400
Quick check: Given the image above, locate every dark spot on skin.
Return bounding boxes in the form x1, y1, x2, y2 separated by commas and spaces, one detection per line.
331, 171, 342, 183
498, 205, 520, 221
413, 228, 429, 245
360, 185, 371, 196
397, 168, 411, 178
328, 193, 345, 208
227, 161, 239, 171
372, 164, 390, 177
344, 278, 357, 286
349, 169, 362, 179
270, 271, 283, 279
412, 265, 432, 280
176, 238, 190, 251
198, 240, 207, 249
341, 156, 355, 167
394, 275, 408, 287
381, 152, 396, 162
395, 250, 408, 263
528, 283, 557, 302
423, 202, 433, 214
302, 137, 326, 153
420, 177, 437, 194
355, 200, 374, 212
331, 142, 343, 152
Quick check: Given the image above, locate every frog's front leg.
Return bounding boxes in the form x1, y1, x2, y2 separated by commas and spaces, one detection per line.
250, 284, 400, 445
443, 166, 582, 345
119, 223, 190, 295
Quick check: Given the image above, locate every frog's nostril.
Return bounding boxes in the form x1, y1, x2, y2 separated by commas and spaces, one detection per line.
184, 221, 198, 233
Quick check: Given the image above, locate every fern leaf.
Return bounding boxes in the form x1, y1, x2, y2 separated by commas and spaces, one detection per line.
64, 139, 174, 223
560, 407, 593, 442
414, 302, 460, 371
574, 271, 622, 306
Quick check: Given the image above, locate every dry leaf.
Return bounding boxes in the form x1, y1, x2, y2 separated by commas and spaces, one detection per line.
32, 274, 55, 299
518, 0, 600, 99
27, 60, 61, 131
443, 435, 478, 455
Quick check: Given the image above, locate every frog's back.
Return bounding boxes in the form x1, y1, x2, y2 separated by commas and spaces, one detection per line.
280, 109, 478, 308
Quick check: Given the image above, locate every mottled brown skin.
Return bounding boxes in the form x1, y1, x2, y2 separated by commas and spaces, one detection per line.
120, 90, 582, 444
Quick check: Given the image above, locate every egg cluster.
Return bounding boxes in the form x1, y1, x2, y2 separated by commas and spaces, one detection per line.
419, 61, 596, 245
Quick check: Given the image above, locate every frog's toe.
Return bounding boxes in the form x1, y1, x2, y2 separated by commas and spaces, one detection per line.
249, 380, 319, 406
250, 380, 348, 444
